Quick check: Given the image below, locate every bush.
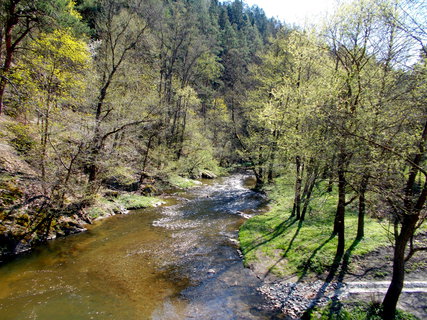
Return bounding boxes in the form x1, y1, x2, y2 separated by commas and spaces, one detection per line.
5, 122, 35, 154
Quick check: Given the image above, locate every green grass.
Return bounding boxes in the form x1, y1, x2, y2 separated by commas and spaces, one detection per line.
309, 301, 419, 320
239, 176, 391, 277
87, 194, 163, 219
115, 194, 163, 210
168, 175, 201, 189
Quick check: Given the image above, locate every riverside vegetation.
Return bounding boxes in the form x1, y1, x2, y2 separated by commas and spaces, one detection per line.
0, 0, 426, 319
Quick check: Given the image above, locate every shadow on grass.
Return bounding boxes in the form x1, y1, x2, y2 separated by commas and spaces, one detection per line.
243, 215, 297, 255
298, 233, 336, 281
264, 231, 337, 313
264, 219, 305, 278
301, 238, 362, 319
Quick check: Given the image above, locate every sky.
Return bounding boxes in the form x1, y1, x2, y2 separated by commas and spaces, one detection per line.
243, 0, 337, 26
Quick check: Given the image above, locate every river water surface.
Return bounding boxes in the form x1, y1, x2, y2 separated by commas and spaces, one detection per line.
0, 174, 281, 319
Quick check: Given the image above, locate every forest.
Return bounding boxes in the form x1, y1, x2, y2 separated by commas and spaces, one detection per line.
0, 0, 426, 319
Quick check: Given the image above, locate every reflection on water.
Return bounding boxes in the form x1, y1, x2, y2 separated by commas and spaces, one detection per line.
0, 174, 280, 320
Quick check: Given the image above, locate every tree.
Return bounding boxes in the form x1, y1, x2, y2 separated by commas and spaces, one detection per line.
0, 0, 86, 115
323, 0, 427, 316
16, 28, 90, 195
84, 0, 154, 189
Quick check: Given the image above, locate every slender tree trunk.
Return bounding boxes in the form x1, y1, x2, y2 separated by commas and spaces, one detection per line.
267, 149, 276, 184
292, 156, 303, 219
357, 174, 369, 240
301, 166, 318, 221
142, 134, 155, 174
268, 132, 278, 184
177, 102, 187, 159
334, 153, 346, 257
40, 105, 51, 193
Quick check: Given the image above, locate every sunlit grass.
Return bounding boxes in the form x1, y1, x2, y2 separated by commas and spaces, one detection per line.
115, 194, 163, 210
239, 177, 391, 277
168, 175, 201, 189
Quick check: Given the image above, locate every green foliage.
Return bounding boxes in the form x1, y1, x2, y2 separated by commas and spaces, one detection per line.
105, 165, 136, 185
5, 122, 35, 154
17, 28, 91, 104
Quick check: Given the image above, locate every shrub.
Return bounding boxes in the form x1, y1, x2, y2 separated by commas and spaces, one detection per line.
5, 122, 35, 154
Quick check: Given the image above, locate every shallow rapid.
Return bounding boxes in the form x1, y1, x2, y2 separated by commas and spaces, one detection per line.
0, 174, 281, 319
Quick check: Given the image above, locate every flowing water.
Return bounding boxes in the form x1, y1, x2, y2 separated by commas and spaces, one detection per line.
0, 174, 281, 320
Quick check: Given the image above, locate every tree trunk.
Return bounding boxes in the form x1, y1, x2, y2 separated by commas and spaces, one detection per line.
253, 168, 263, 190
142, 134, 155, 174
382, 121, 427, 318
382, 214, 418, 319
268, 132, 279, 184
301, 166, 318, 221
334, 153, 346, 257
267, 148, 276, 184
292, 156, 303, 219
357, 174, 369, 240
0, 0, 18, 115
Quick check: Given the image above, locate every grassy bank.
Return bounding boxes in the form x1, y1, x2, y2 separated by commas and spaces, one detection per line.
168, 175, 202, 189
87, 194, 163, 220
239, 176, 391, 278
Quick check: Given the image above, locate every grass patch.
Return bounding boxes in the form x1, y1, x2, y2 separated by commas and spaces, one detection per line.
168, 175, 201, 189
239, 176, 391, 277
309, 301, 419, 320
86, 197, 122, 219
115, 194, 162, 210
87, 194, 162, 219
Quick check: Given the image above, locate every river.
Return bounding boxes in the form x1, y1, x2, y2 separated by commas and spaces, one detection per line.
0, 174, 283, 320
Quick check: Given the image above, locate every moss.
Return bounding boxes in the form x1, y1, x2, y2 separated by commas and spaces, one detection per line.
239, 177, 390, 277
168, 175, 201, 189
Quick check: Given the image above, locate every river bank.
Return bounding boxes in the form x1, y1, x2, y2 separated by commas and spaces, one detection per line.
0, 150, 205, 263
0, 174, 283, 320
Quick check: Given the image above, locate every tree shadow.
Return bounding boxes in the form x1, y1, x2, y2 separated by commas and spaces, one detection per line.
265, 232, 337, 313
302, 237, 362, 319
264, 219, 305, 278
298, 233, 336, 281
327, 238, 362, 317
243, 215, 297, 255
